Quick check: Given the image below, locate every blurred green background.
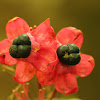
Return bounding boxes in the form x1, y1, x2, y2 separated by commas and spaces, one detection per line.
0, 0, 99, 100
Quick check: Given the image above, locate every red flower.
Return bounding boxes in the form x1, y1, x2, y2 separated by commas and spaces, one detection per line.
37, 26, 95, 95
0, 17, 38, 83
0, 17, 57, 83
26, 18, 58, 72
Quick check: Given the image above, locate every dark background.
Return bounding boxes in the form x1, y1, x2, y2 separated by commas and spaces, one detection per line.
0, 0, 99, 100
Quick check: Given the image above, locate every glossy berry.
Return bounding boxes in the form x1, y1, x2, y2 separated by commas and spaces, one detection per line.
9, 34, 31, 58
57, 45, 69, 58
9, 45, 19, 58
57, 44, 81, 65
67, 44, 79, 54
68, 53, 80, 65
18, 34, 31, 45
13, 37, 19, 45
18, 45, 31, 58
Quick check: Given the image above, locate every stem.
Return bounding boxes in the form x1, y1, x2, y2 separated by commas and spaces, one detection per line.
38, 80, 45, 100
13, 90, 23, 100
1, 65, 15, 73
38, 81, 42, 90
22, 83, 30, 100
26, 83, 29, 93
39, 88, 45, 100
49, 88, 57, 100
21, 91, 26, 100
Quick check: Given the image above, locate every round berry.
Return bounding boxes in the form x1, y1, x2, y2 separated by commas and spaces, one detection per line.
18, 45, 31, 58
68, 53, 81, 65
67, 44, 79, 54
13, 37, 19, 45
9, 45, 19, 58
18, 34, 31, 45
57, 45, 68, 58
56, 44, 81, 65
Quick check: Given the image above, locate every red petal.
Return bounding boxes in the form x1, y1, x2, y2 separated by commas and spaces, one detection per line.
5, 52, 17, 65
56, 27, 83, 49
0, 55, 5, 64
75, 54, 95, 77
31, 18, 56, 49
0, 39, 11, 53
13, 61, 35, 84
55, 73, 78, 95
0, 52, 17, 65
23, 33, 40, 62
26, 46, 58, 72
36, 69, 57, 86
6, 17, 30, 41
31, 46, 57, 72
0, 39, 14, 65
56, 60, 76, 75
27, 33, 40, 50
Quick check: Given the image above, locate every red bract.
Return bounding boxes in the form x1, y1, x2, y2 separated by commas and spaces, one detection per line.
0, 17, 57, 83
26, 18, 58, 72
31, 18, 57, 49
0, 17, 37, 83
37, 26, 95, 95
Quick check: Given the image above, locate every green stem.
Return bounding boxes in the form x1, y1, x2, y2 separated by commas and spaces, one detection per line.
0, 65, 15, 73
49, 88, 57, 100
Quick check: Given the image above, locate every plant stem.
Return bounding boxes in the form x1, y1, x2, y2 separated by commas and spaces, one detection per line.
39, 88, 45, 100
38, 81, 42, 90
22, 83, 30, 100
49, 88, 57, 100
38, 80, 45, 100
13, 90, 23, 100
1, 65, 15, 73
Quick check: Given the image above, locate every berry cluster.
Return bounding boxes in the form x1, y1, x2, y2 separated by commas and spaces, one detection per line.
57, 44, 81, 65
9, 34, 31, 58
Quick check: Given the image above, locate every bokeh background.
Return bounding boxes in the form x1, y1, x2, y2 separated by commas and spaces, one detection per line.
0, 0, 99, 100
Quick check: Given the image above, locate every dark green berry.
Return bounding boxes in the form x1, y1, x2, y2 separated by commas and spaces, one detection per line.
18, 45, 31, 58
68, 53, 81, 65
56, 44, 81, 65
10, 34, 31, 58
57, 45, 68, 58
18, 34, 31, 45
67, 44, 79, 54
13, 37, 19, 45
9, 45, 19, 58
59, 56, 69, 65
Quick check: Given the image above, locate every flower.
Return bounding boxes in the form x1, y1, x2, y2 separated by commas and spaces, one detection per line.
0, 17, 57, 83
0, 17, 38, 83
26, 18, 58, 72
36, 26, 95, 95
